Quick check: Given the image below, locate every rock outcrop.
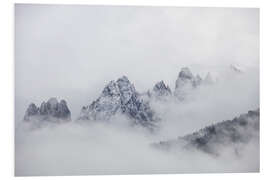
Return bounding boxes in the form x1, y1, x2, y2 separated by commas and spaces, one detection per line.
24, 98, 71, 124
150, 81, 172, 100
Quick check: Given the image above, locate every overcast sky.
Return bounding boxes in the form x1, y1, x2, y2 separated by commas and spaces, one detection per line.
15, 4, 259, 120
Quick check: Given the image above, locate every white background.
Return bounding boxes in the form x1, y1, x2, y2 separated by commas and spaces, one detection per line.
0, 0, 269, 179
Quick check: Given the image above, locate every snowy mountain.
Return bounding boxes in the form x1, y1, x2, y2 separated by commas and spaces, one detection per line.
153, 109, 259, 156
21, 67, 218, 129
78, 76, 160, 131
145, 81, 173, 101
23, 98, 71, 125
153, 81, 172, 97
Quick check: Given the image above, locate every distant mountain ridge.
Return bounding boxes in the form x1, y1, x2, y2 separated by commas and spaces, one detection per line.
153, 109, 259, 156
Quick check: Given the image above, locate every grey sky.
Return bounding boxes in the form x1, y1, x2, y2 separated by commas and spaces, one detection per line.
15, 4, 259, 120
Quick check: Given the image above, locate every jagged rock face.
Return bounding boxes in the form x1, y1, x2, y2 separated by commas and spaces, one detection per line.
153, 109, 259, 156
57, 100, 71, 118
178, 67, 194, 80
150, 81, 172, 100
174, 67, 202, 100
175, 67, 194, 93
153, 81, 172, 96
79, 76, 159, 130
83, 81, 122, 121
24, 103, 39, 118
117, 76, 137, 104
24, 98, 71, 123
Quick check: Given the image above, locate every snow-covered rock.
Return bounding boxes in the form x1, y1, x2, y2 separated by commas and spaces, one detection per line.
23, 98, 71, 125
149, 81, 172, 100
79, 76, 160, 131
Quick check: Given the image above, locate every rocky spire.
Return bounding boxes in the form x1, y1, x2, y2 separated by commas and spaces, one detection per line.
175, 67, 194, 89
174, 67, 196, 100
178, 67, 194, 80
152, 81, 172, 99
24, 103, 39, 121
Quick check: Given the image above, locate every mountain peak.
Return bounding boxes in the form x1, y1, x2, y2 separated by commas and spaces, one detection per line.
117, 75, 129, 83
24, 98, 71, 123
24, 103, 39, 119
47, 97, 58, 105
152, 81, 172, 98
175, 67, 198, 99
154, 81, 166, 90
79, 76, 159, 131
178, 67, 194, 80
